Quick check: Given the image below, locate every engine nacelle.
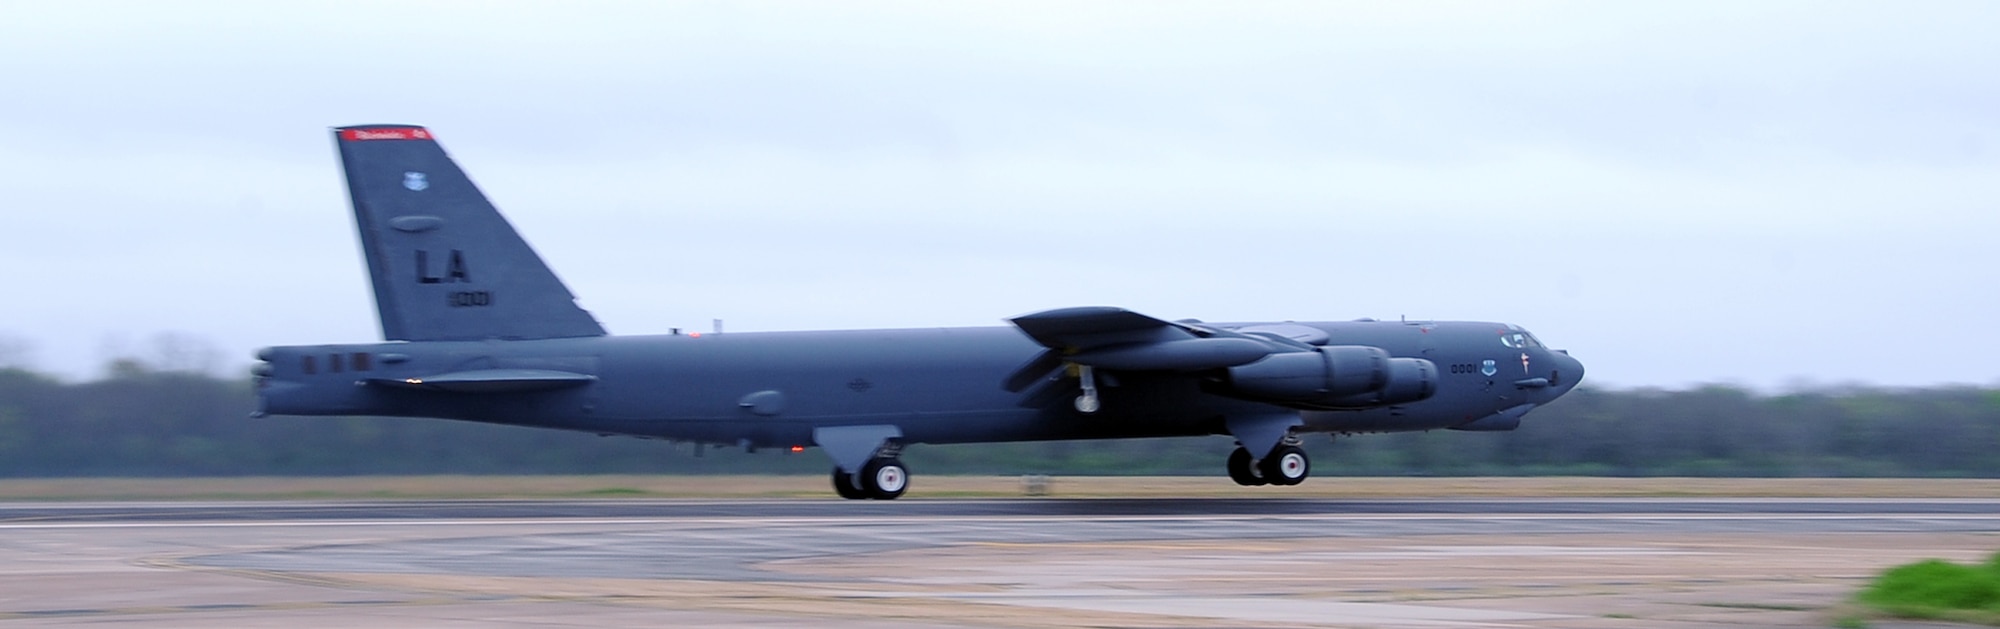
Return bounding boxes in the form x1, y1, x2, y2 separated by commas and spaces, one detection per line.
1324, 357, 1437, 408
1224, 346, 1436, 409
1226, 346, 1387, 402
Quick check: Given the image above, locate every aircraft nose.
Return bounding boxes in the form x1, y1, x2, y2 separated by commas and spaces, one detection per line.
1550, 350, 1584, 395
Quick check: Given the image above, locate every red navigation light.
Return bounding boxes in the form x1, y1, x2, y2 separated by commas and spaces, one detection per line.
789, 445, 805, 453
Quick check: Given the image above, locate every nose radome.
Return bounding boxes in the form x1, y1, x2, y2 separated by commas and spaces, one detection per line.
1551, 351, 1584, 394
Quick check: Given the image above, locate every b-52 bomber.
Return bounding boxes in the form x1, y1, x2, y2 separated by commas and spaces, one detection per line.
255, 125, 1585, 499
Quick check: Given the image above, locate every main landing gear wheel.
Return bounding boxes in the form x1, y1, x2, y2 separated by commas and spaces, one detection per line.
1258, 444, 1310, 486
831, 467, 868, 500
1226, 447, 1267, 486
861, 458, 909, 500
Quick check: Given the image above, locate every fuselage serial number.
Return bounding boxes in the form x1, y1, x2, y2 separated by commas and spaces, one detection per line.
448, 291, 493, 307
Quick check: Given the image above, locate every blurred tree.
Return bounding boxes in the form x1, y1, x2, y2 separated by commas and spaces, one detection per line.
0, 334, 33, 371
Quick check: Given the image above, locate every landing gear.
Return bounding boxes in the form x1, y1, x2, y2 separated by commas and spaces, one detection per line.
831, 467, 867, 499
830, 457, 910, 500
1073, 364, 1101, 414
1227, 447, 1266, 486
1260, 444, 1309, 486
1226, 444, 1310, 487
862, 458, 909, 500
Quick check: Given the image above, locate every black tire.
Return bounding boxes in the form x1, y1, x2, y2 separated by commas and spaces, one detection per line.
831, 467, 868, 500
1226, 447, 1266, 486
861, 458, 909, 500
1259, 445, 1310, 486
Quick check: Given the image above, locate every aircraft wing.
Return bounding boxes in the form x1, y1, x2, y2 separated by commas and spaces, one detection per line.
1009, 307, 1191, 349
1007, 307, 1279, 371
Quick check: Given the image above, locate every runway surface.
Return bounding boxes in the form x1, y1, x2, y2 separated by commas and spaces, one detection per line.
2, 498, 1995, 627
10, 496, 2000, 521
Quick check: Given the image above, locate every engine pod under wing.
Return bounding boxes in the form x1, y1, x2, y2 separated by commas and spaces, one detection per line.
1225, 347, 1439, 409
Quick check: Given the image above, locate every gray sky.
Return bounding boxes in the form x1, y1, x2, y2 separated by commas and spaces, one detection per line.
1, 1, 1995, 389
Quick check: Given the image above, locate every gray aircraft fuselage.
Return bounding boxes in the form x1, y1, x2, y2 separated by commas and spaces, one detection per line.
255, 124, 1584, 499
261, 320, 1575, 445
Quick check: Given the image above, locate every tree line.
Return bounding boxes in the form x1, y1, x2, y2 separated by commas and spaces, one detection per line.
0, 362, 1995, 477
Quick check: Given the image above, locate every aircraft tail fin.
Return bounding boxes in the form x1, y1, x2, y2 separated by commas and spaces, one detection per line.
333, 125, 606, 341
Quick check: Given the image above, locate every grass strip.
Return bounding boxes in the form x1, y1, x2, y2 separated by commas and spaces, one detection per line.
1856, 552, 2000, 626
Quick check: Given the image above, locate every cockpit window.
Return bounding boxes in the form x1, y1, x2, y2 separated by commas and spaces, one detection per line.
1499, 331, 1544, 349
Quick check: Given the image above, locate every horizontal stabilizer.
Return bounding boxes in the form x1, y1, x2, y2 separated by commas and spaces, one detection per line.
369, 368, 597, 393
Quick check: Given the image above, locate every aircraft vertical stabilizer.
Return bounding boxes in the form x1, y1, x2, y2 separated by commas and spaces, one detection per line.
332, 125, 605, 341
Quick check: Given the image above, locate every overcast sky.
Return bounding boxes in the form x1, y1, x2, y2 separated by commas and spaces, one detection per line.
1, 1, 1995, 389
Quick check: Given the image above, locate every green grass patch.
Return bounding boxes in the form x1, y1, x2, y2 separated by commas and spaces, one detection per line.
1855, 552, 2000, 625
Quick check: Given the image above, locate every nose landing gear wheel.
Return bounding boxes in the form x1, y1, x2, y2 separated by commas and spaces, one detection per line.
861, 458, 909, 500
1226, 447, 1267, 486
1258, 444, 1310, 486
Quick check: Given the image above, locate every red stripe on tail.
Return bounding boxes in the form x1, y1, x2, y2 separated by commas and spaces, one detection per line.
340, 127, 433, 141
